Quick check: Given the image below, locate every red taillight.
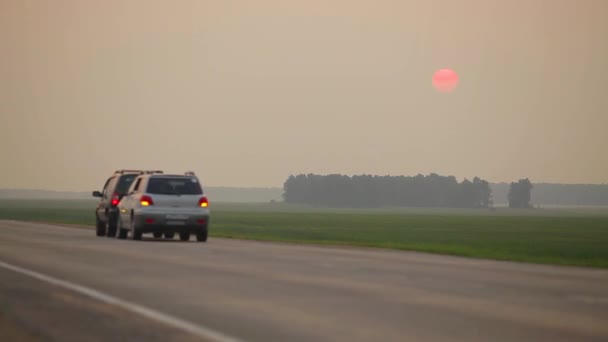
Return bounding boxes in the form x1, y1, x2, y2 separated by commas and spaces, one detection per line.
198, 196, 209, 208
197, 218, 207, 224
140, 195, 154, 207
110, 192, 120, 206
145, 218, 155, 224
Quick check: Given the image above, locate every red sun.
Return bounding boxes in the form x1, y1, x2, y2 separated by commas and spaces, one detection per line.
432, 68, 459, 93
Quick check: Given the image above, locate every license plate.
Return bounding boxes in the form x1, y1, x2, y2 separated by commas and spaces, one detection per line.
166, 214, 189, 220
167, 221, 186, 226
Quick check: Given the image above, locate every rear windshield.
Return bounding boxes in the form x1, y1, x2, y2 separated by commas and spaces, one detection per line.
115, 175, 138, 195
146, 177, 203, 195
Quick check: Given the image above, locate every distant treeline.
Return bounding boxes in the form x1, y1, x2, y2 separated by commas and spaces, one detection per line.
492, 183, 608, 206
283, 174, 492, 208
4, 181, 608, 206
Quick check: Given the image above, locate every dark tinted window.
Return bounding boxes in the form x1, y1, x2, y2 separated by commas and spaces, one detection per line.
146, 177, 203, 195
133, 178, 142, 192
115, 175, 138, 195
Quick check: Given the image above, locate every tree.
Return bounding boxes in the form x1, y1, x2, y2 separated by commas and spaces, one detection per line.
472, 177, 492, 208
508, 178, 533, 208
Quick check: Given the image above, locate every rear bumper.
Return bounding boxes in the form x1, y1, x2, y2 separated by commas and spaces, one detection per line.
108, 207, 119, 219
135, 224, 207, 234
133, 208, 209, 233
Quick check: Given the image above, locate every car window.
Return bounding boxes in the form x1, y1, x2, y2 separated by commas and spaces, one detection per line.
102, 177, 114, 197
115, 175, 138, 195
146, 177, 203, 195
133, 178, 142, 192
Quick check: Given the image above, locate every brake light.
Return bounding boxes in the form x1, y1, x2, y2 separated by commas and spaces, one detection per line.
198, 196, 209, 208
110, 192, 120, 206
140, 195, 154, 206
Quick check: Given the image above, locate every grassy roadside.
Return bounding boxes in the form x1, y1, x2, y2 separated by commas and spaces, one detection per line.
1, 199, 607, 268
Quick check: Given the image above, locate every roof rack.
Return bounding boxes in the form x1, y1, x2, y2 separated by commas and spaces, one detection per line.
114, 169, 144, 174
141, 170, 164, 175
184, 171, 196, 176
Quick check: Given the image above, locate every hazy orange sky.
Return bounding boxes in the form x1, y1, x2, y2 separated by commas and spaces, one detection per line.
1, 0, 607, 190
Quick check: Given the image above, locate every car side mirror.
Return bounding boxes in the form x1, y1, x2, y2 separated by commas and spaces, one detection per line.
92, 191, 102, 198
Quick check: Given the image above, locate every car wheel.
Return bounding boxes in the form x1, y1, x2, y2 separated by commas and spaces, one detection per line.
107, 215, 118, 238
164, 232, 175, 239
153, 232, 162, 239
117, 216, 128, 240
132, 229, 143, 241
130, 216, 142, 241
179, 232, 190, 241
95, 215, 106, 237
196, 226, 208, 242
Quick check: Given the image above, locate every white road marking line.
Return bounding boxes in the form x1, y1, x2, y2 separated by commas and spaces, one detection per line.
0, 260, 244, 342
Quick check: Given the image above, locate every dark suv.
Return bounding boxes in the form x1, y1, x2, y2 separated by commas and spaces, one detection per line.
92, 170, 151, 237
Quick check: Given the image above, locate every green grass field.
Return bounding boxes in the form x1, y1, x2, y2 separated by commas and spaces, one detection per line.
1, 199, 607, 268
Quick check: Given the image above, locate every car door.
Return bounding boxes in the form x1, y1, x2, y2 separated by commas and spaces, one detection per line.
96, 177, 113, 222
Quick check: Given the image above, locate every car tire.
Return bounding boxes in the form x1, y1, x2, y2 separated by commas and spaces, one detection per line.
164, 232, 175, 239
179, 232, 190, 241
153, 232, 162, 239
196, 227, 208, 242
132, 230, 143, 241
95, 215, 106, 237
130, 216, 142, 241
117, 216, 128, 240
107, 216, 118, 238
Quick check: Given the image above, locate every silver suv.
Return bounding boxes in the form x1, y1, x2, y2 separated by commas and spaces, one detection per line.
116, 172, 210, 242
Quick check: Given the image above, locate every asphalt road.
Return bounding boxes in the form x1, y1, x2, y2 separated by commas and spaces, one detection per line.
1, 221, 607, 342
